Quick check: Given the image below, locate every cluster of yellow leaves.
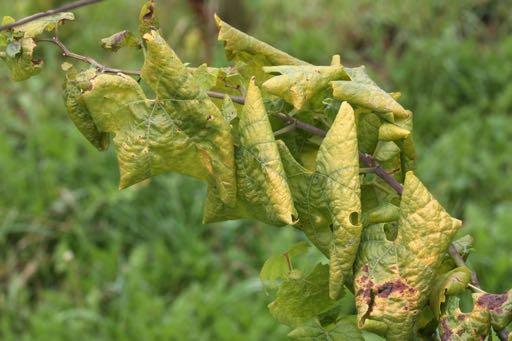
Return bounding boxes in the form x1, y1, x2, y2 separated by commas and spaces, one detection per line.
2, 2, 510, 340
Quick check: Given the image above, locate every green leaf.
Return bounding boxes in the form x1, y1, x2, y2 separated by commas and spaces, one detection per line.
260, 241, 310, 289
353, 171, 462, 340
101, 30, 140, 51
1, 38, 42, 81
13, 12, 74, 38
356, 110, 381, 154
262, 65, 348, 110
63, 68, 110, 151
429, 266, 471, 319
474, 289, 512, 330
288, 317, 363, 341
278, 101, 361, 300
269, 263, 341, 327
203, 79, 296, 226
361, 203, 400, 225
439, 296, 490, 340
141, 29, 236, 205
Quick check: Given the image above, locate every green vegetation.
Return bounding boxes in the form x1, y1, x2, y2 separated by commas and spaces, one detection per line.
1, 1, 511, 339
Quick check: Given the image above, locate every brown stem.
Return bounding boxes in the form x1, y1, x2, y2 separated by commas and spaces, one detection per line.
448, 244, 480, 287
0, 0, 105, 31
38, 37, 140, 75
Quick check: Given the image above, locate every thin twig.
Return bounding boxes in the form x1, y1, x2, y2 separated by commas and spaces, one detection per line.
0, 0, 104, 31
38, 37, 141, 75
448, 244, 481, 287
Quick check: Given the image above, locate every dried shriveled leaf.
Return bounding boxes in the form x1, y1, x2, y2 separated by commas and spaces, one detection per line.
13, 12, 74, 38
63, 69, 109, 151
354, 171, 462, 340
429, 266, 471, 319
278, 102, 361, 299
288, 317, 363, 341
439, 296, 490, 340
141, 29, 236, 204
101, 30, 140, 51
475, 289, 512, 330
269, 264, 340, 327
262, 65, 348, 110
203, 79, 296, 226
1, 38, 42, 81
139, 0, 159, 35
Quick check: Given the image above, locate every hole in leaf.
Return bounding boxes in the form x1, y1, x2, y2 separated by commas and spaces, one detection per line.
383, 223, 398, 241
459, 290, 475, 313
328, 223, 334, 233
349, 212, 359, 225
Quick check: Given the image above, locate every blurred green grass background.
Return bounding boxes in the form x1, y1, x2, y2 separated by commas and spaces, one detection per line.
1, 0, 511, 339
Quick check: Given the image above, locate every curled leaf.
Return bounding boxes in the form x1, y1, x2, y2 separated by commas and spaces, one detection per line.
439, 296, 490, 340
475, 289, 512, 330
429, 266, 471, 319
262, 65, 348, 110
13, 12, 74, 38
354, 171, 462, 340
139, 0, 159, 35
63, 69, 110, 151
378, 123, 410, 141
215, 14, 307, 67
141, 29, 236, 205
203, 79, 296, 226
1, 38, 42, 81
101, 30, 140, 51
278, 102, 361, 300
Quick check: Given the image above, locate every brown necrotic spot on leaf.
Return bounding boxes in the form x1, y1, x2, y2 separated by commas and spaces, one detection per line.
376, 279, 416, 298
476, 293, 508, 313
440, 319, 453, 341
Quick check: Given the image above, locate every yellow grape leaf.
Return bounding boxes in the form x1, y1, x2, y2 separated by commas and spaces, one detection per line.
474, 289, 512, 331
63, 68, 110, 151
278, 101, 361, 300
203, 79, 296, 226
141, 29, 236, 205
353, 171, 462, 340
1, 38, 42, 81
13, 12, 74, 38
262, 65, 348, 110
331, 66, 409, 119
429, 266, 471, 319
439, 296, 490, 340
215, 15, 307, 67
79, 72, 208, 189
